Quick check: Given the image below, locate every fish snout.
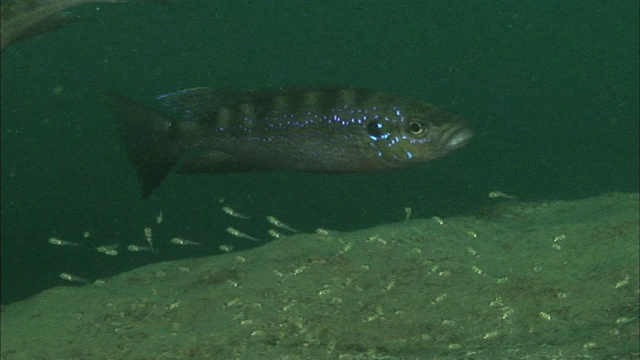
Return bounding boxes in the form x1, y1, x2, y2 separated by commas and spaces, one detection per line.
440, 125, 473, 152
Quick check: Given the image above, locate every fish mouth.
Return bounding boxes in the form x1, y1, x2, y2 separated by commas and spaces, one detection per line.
440, 125, 473, 152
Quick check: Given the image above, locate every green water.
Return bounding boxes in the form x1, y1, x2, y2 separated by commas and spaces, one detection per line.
1, 0, 638, 306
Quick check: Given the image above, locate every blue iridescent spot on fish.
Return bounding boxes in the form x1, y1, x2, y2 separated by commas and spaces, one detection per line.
102, 86, 473, 198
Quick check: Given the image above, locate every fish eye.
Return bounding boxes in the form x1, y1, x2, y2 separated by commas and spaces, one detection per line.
367, 120, 385, 139
408, 121, 425, 135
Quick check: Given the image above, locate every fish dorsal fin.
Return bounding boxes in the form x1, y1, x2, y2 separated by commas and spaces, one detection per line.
155, 87, 277, 122
155, 87, 220, 121
156, 87, 254, 122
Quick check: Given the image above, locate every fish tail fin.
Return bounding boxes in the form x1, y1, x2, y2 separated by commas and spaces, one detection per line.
101, 91, 185, 198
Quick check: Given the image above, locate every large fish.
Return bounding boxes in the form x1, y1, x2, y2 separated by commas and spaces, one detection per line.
0, 0, 160, 51
104, 86, 473, 198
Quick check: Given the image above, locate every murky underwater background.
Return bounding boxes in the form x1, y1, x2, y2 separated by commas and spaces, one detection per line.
1, 0, 638, 307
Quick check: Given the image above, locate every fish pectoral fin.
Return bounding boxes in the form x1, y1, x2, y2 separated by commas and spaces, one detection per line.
177, 151, 269, 174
